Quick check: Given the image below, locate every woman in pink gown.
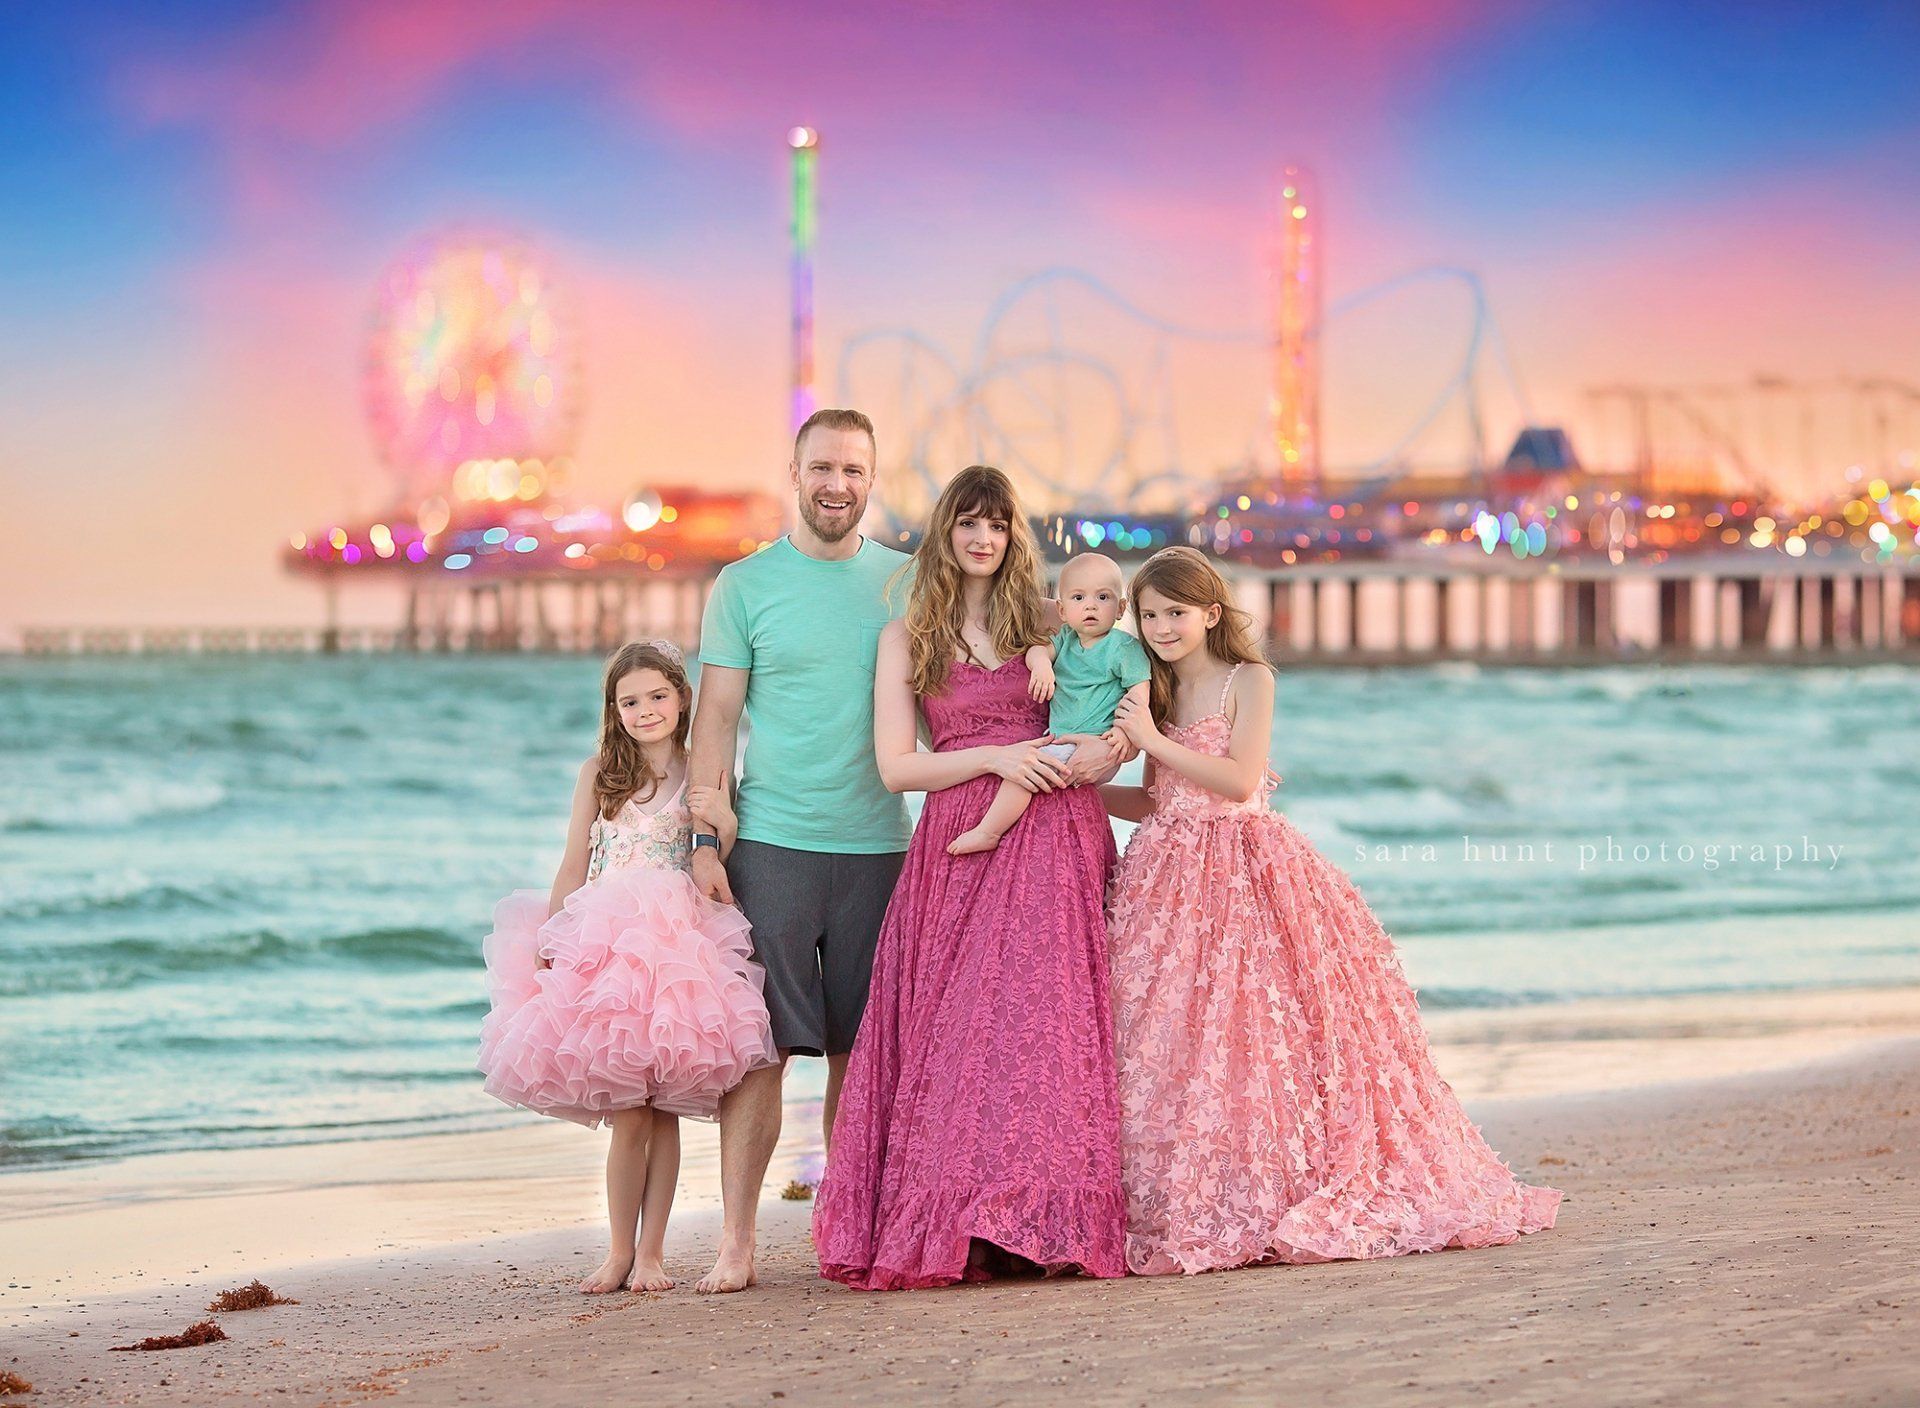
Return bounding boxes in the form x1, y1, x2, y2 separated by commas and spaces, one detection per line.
1103, 548, 1560, 1275
812, 466, 1127, 1290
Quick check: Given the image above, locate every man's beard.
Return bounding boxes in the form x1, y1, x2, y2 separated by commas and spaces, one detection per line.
799, 493, 866, 543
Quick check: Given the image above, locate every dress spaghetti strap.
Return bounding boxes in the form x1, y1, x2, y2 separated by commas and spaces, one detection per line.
1217, 662, 1244, 718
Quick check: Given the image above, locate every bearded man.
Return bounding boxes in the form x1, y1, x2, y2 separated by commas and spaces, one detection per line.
686, 407, 911, 1293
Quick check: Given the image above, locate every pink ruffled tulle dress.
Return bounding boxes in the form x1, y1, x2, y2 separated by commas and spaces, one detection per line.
1107, 664, 1561, 1275
813, 656, 1127, 1290
477, 775, 776, 1124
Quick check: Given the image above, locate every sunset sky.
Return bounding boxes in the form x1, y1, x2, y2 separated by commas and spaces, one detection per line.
4, 0, 1918, 631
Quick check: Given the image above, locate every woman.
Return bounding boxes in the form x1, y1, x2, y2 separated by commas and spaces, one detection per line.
811, 466, 1128, 1290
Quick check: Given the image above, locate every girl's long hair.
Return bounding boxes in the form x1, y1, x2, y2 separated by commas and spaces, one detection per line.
1127, 547, 1269, 725
904, 465, 1051, 697
594, 641, 692, 818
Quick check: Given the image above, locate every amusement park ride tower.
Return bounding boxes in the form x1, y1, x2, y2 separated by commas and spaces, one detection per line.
1272, 164, 1322, 500
788, 126, 819, 433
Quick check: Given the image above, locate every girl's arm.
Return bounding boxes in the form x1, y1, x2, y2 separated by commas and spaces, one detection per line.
874, 620, 1072, 795
547, 760, 599, 918
1099, 755, 1157, 822
1115, 667, 1274, 803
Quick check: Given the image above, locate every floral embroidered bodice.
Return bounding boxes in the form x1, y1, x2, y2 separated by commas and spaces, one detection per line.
587, 774, 692, 879
1147, 664, 1277, 822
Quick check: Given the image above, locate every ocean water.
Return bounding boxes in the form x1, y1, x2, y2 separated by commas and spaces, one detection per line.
2, 655, 1916, 1171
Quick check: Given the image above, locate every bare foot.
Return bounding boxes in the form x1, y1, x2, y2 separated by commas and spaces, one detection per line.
581, 1250, 635, 1294
946, 827, 1001, 856
628, 1256, 674, 1293
695, 1240, 757, 1294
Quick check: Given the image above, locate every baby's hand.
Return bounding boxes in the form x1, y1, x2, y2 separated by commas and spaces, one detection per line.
1027, 655, 1056, 702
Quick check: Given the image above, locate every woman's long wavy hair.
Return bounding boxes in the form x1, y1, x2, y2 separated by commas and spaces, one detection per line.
904, 465, 1051, 697
593, 641, 692, 818
1128, 547, 1269, 725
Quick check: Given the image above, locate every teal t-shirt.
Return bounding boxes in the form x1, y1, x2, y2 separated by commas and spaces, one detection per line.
1047, 625, 1153, 737
698, 535, 912, 853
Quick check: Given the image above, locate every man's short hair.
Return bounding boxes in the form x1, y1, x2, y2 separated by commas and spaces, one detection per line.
793, 408, 876, 466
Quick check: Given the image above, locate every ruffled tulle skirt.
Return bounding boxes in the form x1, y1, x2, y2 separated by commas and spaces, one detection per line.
477, 864, 776, 1124
1107, 807, 1561, 1275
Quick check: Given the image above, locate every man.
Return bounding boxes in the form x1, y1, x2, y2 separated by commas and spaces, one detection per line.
687, 407, 912, 1294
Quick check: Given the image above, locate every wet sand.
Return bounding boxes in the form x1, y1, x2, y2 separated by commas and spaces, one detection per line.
6, 986, 1919, 1406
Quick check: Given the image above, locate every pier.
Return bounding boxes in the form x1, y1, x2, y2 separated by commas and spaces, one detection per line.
19, 554, 1920, 665
1251, 555, 1920, 666
16, 573, 719, 659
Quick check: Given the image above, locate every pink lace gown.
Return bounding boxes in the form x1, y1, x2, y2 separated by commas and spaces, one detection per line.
812, 656, 1127, 1290
1107, 664, 1562, 1275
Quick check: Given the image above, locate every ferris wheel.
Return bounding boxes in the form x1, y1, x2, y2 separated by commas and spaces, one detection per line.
363, 233, 582, 503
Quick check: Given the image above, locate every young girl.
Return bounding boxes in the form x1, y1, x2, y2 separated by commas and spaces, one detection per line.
1102, 548, 1560, 1276
477, 640, 775, 1295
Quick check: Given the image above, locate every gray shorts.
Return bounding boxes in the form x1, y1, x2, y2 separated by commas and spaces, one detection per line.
1040, 741, 1079, 762
725, 839, 907, 1058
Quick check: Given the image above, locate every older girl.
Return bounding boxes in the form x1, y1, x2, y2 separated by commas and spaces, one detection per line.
1103, 548, 1560, 1275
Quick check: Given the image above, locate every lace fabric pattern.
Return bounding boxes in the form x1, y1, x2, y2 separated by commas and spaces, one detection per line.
813, 655, 1127, 1289
1106, 687, 1561, 1274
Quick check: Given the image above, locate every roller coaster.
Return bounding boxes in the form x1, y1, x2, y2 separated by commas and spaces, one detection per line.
838, 262, 1534, 535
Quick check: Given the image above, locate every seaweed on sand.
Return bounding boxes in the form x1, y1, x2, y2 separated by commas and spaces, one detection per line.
207, 1280, 298, 1313
110, 1321, 229, 1352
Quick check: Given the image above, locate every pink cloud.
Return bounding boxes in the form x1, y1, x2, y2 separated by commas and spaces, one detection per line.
111, 0, 1518, 225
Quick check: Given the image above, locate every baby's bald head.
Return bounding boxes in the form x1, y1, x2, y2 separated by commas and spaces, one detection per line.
1058, 552, 1125, 596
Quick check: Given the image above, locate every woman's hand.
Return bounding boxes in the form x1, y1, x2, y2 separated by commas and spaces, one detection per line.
686, 784, 734, 831
1061, 733, 1121, 786
988, 736, 1073, 794
1113, 693, 1161, 751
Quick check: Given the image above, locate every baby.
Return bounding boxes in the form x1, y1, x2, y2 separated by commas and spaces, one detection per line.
948, 552, 1152, 856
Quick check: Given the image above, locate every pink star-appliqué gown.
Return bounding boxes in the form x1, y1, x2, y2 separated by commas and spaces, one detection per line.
812, 656, 1127, 1290
1106, 664, 1562, 1275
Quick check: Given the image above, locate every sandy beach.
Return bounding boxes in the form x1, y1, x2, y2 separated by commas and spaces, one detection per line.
6, 985, 1919, 1406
